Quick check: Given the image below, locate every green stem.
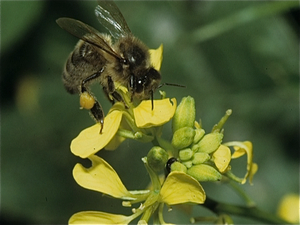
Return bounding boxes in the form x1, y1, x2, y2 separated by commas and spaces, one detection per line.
202, 197, 290, 224
229, 180, 256, 206
155, 136, 178, 157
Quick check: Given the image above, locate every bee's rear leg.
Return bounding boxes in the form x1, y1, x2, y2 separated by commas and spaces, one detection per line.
80, 69, 105, 133
90, 101, 104, 134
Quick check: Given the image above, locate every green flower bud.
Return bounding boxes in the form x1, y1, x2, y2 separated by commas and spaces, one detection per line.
170, 161, 187, 173
191, 143, 200, 153
179, 148, 193, 161
187, 164, 222, 181
182, 160, 193, 169
192, 152, 210, 164
147, 146, 168, 172
172, 96, 195, 132
193, 128, 205, 144
197, 133, 223, 154
172, 127, 195, 150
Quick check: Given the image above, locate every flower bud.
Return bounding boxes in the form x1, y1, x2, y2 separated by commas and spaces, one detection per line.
191, 144, 200, 153
172, 127, 195, 150
182, 160, 193, 169
192, 152, 210, 165
170, 161, 187, 173
197, 133, 223, 154
172, 96, 195, 132
193, 128, 205, 144
187, 164, 222, 181
147, 146, 168, 172
179, 148, 193, 161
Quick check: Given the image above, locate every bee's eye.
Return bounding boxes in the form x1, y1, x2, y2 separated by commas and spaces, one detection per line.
134, 68, 161, 94
135, 76, 148, 93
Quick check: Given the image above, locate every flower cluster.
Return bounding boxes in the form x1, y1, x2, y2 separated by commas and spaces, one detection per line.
68, 46, 257, 224
164, 96, 257, 185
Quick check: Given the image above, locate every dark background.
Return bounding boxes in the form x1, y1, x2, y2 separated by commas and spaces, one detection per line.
1, 1, 299, 224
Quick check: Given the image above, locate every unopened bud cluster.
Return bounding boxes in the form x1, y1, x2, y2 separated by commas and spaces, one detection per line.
169, 96, 228, 182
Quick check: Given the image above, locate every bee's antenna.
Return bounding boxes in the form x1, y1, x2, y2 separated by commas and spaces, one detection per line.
158, 83, 186, 89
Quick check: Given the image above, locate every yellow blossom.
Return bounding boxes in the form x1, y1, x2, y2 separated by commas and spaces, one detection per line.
70, 155, 206, 224
277, 193, 300, 224
225, 141, 257, 184
71, 97, 176, 158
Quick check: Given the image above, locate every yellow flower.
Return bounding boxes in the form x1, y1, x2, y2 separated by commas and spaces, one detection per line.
277, 193, 300, 224
69, 155, 205, 224
224, 141, 258, 184
71, 98, 176, 158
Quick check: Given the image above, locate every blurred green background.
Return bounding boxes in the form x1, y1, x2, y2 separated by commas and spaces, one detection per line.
1, 1, 299, 224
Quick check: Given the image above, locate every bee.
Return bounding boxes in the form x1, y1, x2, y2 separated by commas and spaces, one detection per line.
56, 0, 161, 133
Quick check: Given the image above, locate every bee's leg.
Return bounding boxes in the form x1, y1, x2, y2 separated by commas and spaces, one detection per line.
103, 86, 115, 105
90, 101, 104, 134
106, 76, 129, 109
81, 68, 105, 133
129, 74, 135, 102
81, 68, 104, 92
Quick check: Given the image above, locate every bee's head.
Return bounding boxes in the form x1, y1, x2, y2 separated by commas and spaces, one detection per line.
130, 67, 161, 101
117, 37, 161, 101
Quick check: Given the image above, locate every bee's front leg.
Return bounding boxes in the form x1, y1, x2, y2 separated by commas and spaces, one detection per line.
105, 76, 129, 109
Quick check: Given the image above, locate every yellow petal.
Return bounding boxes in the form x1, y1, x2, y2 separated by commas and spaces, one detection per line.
69, 211, 134, 225
225, 141, 256, 184
105, 134, 126, 150
149, 44, 163, 71
71, 110, 123, 158
159, 171, 206, 205
231, 147, 246, 158
277, 193, 300, 224
212, 145, 231, 173
105, 115, 131, 150
231, 141, 252, 159
249, 163, 258, 184
73, 155, 135, 200
134, 98, 177, 128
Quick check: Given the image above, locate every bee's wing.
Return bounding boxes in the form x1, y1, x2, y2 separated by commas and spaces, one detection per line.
56, 17, 122, 60
95, 0, 131, 39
